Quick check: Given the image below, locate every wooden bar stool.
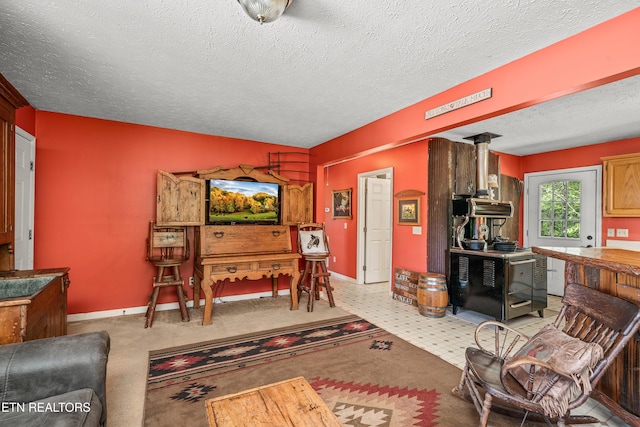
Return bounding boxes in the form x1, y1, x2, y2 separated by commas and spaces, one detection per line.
296, 222, 335, 312
145, 221, 190, 328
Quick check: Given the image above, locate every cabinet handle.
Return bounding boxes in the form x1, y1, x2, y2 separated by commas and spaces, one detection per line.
509, 259, 536, 266
226, 266, 237, 273
510, 300, 532, 308
214, 231, 225, 238
272, 263, 281, 270
272, 230, 281, 237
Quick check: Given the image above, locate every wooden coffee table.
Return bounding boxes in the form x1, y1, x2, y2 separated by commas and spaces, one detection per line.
205, 376, 341, 426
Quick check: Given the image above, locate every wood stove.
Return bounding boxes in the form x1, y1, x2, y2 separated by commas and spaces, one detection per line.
449, 247, 547, 321
447, 132, 547, 321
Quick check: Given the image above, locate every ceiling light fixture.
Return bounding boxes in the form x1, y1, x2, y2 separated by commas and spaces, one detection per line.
237, 0, 293, 24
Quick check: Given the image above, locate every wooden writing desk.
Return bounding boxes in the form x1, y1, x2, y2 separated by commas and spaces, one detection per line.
193, 225, 301, 325
205, 377, 341, 427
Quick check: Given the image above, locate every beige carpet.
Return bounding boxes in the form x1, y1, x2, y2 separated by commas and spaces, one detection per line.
69, 296, 349, 427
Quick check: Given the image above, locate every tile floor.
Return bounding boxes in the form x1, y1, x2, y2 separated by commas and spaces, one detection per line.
327, 277, 628, 427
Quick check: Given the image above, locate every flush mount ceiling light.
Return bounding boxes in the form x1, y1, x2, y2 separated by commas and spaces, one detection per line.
237, 0, 293, 24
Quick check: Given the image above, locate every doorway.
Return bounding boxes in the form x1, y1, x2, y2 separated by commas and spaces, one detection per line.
14, 126, 35, 270
357, 168, 393, 284
524, 166, 601, 296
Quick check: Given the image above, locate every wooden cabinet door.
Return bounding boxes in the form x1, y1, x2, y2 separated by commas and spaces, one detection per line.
156, 170, 205, 226
0, 100, 15, 272
603, 153, 640, 217
282, 183, 313, 225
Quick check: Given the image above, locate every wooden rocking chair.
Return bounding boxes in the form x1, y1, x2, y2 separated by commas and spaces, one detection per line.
453, 283, 640, 426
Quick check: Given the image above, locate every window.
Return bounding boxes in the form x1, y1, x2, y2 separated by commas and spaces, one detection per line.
539, 180, 581, 239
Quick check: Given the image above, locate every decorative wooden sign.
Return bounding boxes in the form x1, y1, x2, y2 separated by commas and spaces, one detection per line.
425, 88, 492, 120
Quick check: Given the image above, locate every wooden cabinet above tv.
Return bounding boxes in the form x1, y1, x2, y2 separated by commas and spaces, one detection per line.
156, 165, 313, 227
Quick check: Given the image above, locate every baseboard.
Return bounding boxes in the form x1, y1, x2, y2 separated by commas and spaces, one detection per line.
328, 270, 356, 282
67, 289, 291, 323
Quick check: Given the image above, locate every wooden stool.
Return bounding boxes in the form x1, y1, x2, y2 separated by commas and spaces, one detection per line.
145, 221, 190, 328
145, 262, 190, 328
297, 254, 335, 312
296, 222, 336, 312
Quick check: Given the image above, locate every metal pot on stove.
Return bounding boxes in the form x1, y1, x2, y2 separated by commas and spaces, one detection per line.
462, 239, 486, 251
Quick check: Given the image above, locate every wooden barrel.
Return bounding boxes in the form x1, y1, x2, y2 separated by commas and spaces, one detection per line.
417, 273, 448, 318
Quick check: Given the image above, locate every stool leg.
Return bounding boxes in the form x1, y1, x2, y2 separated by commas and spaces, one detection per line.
298, 261, 310, 305
173, 266, 190, 322
308, 261, 318, 312
145, 286, 161, 328
319, 262, 335, 307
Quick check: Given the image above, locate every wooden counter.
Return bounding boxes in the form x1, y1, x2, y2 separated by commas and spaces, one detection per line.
532, 247, 640, 424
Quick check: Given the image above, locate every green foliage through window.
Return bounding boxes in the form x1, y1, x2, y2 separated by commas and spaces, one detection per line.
539, 180, 581, 239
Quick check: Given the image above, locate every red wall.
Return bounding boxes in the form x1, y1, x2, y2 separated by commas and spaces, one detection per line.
33, 112, 309, 314
319, 141, 428, 279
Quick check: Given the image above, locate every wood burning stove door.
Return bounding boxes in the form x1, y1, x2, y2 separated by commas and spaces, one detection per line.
505, 258, 535, 320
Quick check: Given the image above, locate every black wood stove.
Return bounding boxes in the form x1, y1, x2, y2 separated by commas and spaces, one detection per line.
448, 132, 547, 322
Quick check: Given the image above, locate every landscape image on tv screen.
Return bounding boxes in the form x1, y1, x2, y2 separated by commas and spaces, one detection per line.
208, 179, 279, 224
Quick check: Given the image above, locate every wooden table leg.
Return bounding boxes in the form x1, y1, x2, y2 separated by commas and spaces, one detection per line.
290, 270, 300, 310
202, 267, 214, 326
271, 276, 278, 297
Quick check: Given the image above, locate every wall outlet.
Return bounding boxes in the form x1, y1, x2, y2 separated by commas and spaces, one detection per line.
616, 228, 629, 238
607, 228, 615, 237
333, 256, 336, 262
189, 276, 194, 286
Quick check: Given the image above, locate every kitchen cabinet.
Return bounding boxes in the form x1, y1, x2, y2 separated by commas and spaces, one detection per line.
602, 152, 640, 216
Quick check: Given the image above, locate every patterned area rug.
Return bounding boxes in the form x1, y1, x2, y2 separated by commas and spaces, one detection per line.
144, 315, 512, 426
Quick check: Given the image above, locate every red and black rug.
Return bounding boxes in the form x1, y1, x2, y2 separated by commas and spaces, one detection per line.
144, 315, 504, 426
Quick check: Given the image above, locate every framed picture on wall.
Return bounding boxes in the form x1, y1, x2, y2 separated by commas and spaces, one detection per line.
397, 197, 420, 225
332, 188, 352, 219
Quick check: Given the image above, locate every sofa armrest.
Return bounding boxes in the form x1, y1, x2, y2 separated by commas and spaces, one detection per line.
0, 331, 110, 424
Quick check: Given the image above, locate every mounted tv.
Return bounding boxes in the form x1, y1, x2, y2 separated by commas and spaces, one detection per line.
206, 179, 280, 225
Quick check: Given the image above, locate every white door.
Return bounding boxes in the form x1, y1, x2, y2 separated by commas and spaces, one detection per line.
364, 177, 391, 283
524, 167, 601, 296
14, 127, 35, 270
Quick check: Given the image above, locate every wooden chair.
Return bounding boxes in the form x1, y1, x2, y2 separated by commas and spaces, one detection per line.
145, 221, 190, 328
452, 283, 640, 426
296, 222, 335, 312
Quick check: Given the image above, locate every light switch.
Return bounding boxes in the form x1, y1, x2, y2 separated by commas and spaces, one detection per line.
412, 226, 422, 235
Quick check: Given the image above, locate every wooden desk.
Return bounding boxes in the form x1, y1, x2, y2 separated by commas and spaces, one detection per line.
205, 377, 341, 427
532, 246, 640, 425
193, 225, 301, 325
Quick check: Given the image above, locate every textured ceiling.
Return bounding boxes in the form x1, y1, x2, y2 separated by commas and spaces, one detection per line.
0, 1, 638, 155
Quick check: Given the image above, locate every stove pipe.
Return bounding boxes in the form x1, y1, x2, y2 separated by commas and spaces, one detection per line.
464, 132, 501, 199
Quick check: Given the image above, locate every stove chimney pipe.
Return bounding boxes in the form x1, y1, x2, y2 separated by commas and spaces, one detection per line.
464, 132, 501, 199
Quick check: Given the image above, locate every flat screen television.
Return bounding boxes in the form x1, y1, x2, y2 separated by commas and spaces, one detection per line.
206, 179, 280, 225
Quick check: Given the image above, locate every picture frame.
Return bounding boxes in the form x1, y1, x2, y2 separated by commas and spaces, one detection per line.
397, 197, 420, 225
332, 188, 352, 219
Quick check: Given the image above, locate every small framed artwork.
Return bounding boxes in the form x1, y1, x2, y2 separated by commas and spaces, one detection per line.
397, 197, 420, 225
332, 188, 352, 219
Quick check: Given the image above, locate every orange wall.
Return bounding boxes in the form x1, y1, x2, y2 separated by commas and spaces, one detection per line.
33, 112, 309, 314
522, 138, 640, 241
319, 141, 428, 279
